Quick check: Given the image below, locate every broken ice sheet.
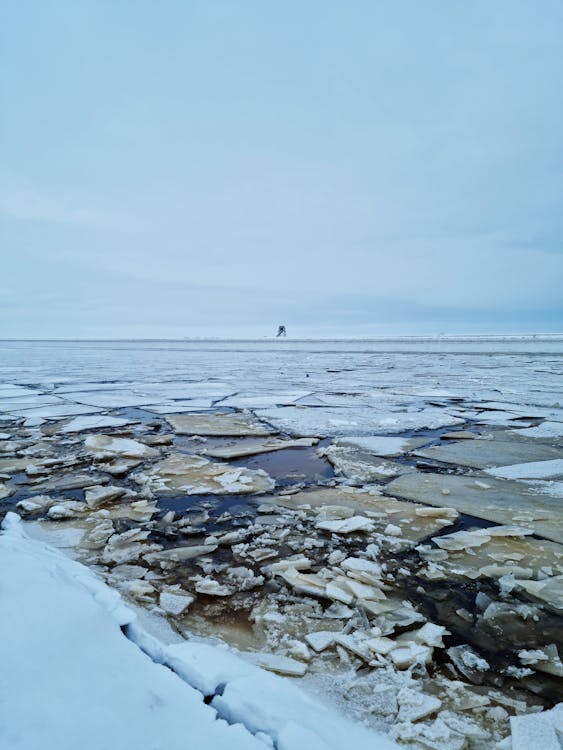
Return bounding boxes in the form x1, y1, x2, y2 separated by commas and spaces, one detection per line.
386, 471, 563, 544
63, 391, 163, 408
321, 443, 416, 483
511, 421, 563, 439
430, 528, 562, 575
84, 434, 158, 460
265, 487, 458, 544
165, 413, 274, 437
134, 452, 275, 495
254, 406, 464, 437
485, 459, 563, 480
0, 395, 67, 412
218, 391, 313, 408
414, 434, 562, 470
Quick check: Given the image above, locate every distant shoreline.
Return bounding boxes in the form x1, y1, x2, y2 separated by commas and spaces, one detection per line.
1, 334, 563, 343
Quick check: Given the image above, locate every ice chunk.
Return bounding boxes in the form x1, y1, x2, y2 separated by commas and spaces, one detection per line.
84, 434, 158, 460
316, 516, 375, 534
510, 711, 561, 750
241, 652, 308, 676
85, 485, 127, 508
305, 631, 338, 652
160, 591, 195, 615
134, 452, 275, 496
397, 688, 442, 722
0, 482, 13, 499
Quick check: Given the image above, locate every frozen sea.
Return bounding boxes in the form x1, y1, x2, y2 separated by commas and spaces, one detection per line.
1, 337, 562, 432
1, 337, 563, 750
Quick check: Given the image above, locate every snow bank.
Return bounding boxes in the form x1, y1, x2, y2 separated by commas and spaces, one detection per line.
0, 513, 398, 750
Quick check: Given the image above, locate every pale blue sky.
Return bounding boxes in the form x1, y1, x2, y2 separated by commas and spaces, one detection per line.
1, 0, 562, 337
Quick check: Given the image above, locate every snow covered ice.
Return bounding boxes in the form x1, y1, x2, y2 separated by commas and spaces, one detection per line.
0, 513, 395, 750
1, 337, 562, 749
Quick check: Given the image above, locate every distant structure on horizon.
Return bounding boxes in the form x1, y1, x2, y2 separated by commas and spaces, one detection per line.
276, 325, 287, 337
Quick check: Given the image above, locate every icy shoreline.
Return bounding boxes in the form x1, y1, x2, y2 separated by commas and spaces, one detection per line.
0, 513, 396, 750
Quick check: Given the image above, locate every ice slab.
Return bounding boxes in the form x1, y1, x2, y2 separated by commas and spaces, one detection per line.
428, 528, 563, 585
255, 407, 464, 437
0, 385, 41, 397
514, 576, 563, 612
335, 436, 432, 456
219, 392, 312, 408
134, 452, 275, 495
0, 456, 34, 475
84, 434, 158, 460
386, 472, 563, 544
166, 413, 274, 437
0, 482, 13, 499
201, 437, 318, 459
0, 395, 67, 411
140, 381, 235, 400
66, 391, 162, 407
511, 421, 563, 439
510, 706, 563, 750
53, 382, 137, 393
60, 415, 135, 433
414, 436, 562, 470
486, 459, 563, 480
240, 651, 308, 676
7, 404, 105, 418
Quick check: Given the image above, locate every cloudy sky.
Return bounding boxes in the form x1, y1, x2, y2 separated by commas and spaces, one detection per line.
1, 0, 562, 338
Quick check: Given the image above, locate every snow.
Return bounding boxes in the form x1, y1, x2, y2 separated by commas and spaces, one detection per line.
165, 641, 399, 749
0, 513, 399, 750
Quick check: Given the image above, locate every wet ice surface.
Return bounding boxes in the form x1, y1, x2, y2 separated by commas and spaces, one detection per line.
1, 338, 562, 749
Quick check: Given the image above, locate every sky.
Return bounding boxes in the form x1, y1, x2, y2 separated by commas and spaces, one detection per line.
1, 0, 562, 338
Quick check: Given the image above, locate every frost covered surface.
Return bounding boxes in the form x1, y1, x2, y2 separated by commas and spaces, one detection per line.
0, 513, 397, 750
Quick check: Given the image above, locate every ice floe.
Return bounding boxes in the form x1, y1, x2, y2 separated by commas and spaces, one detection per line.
386, 471, 563, 543
166, 413, 273, 436
134, 452, 275, 495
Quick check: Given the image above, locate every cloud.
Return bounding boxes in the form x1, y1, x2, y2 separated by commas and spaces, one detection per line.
0, 173, 130, 230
